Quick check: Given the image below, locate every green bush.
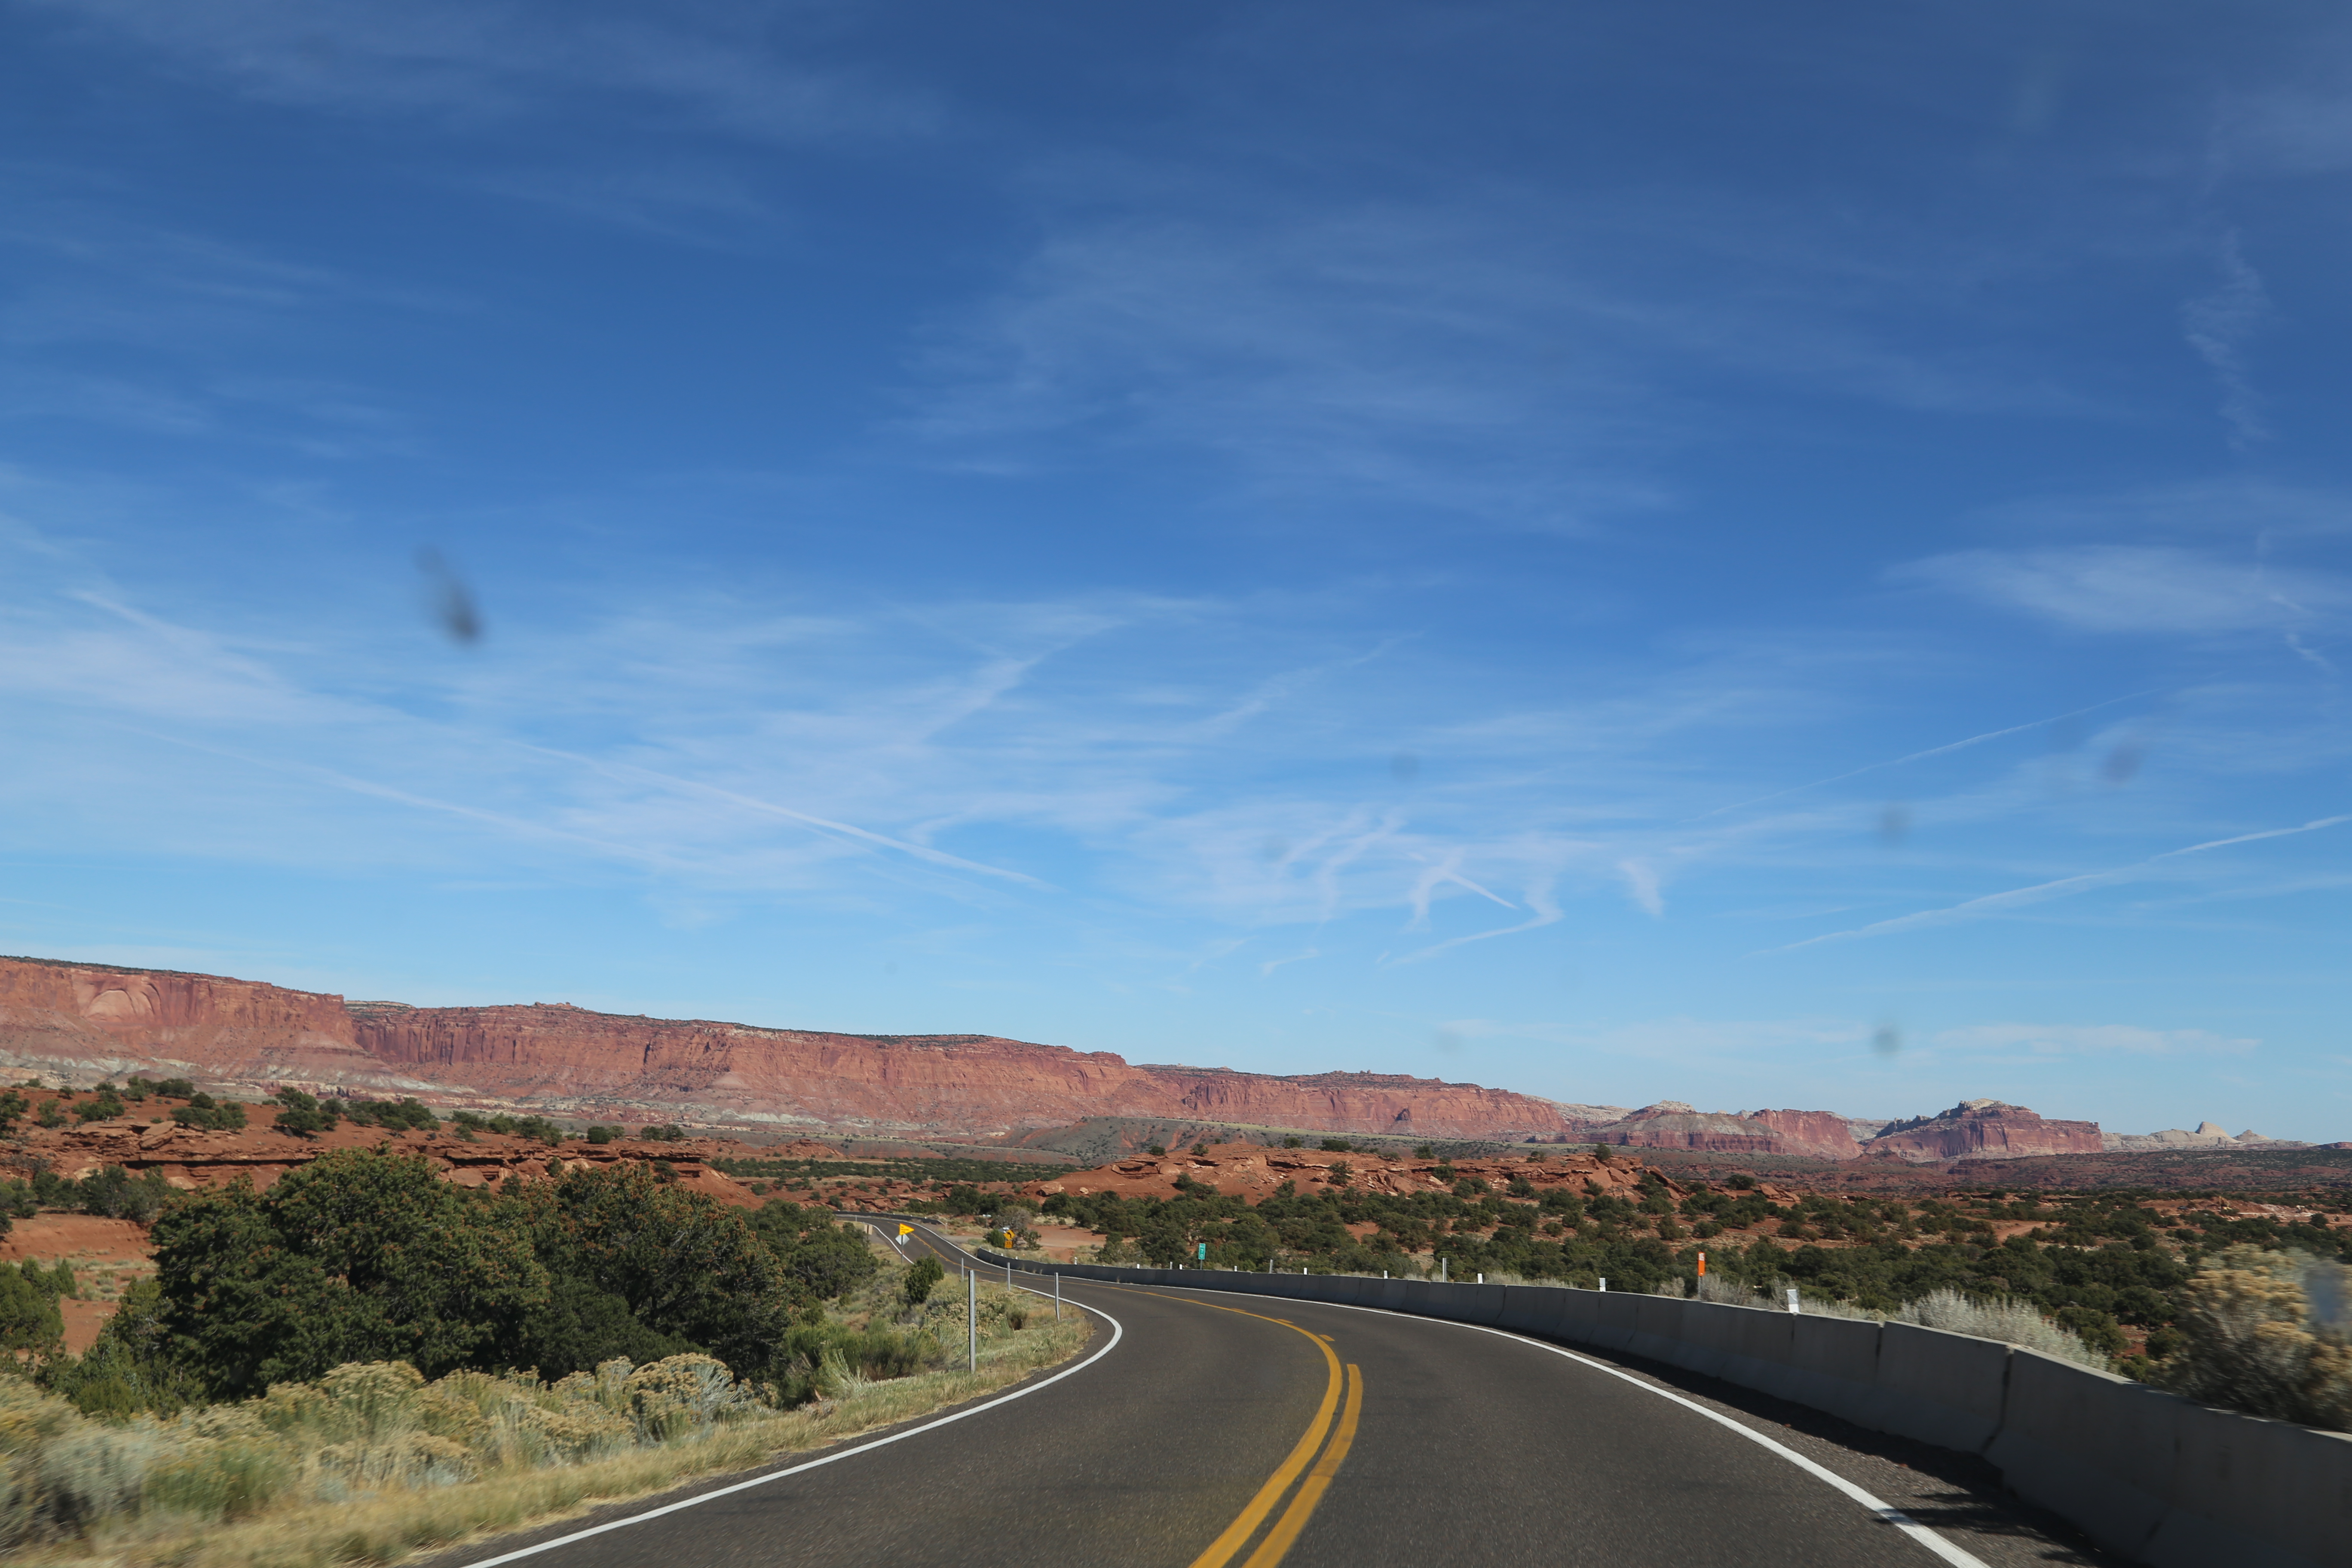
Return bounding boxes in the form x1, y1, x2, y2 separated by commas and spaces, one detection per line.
744, 1198, 881, 1308
79, 1164, 172, 1222
0, 1262, 64, 1354
267, 1087, 340, 1138
902, 1256, 944, 1307
501, 1164, 797, 1379
636, 1124, 686, 1142
344, 1096, 441, 1131
170, 1094, 248, 1132
1320, 1138, 1353, 1152
76, 1085, 126, 1123
152, 1148, 547, 1398
42, 1278, 206, 1418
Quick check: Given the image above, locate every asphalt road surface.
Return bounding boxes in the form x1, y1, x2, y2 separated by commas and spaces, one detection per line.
443, 1224, 2113, 1568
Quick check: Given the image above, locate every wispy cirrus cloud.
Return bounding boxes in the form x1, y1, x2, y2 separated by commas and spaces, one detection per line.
22, 0, 934, 143
1893, 545, 2351, 634
1933, 1022, 2258, 1056
2180, 233, 2272, 448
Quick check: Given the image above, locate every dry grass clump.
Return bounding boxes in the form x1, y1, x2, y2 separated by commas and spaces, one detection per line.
2151, 1246, 2352, 1431
1686, 1273, 2107, 1366
2, 1273, 1088, 1568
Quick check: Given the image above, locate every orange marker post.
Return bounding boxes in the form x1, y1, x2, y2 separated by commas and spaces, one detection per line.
1697, 1250, 1706, 1278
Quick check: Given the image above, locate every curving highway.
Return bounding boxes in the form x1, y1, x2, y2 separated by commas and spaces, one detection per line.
442, 1223, 2116, 1568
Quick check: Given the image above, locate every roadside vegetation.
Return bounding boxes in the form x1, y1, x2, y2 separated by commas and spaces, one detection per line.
712, 1155, 1078, 1190
1001, 1158, 2352, 1427
0, 1126, 1090, 1563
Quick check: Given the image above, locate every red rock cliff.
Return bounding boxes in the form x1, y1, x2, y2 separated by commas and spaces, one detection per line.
1864, 1100, 2104, 1162
0, 956, 373, 1076
1741, 1109, 1865, 1161
350, 1002, 1584, 1139
1579, 1102, 1864, 1159
1586, 1103, 1782, 1154
0, 957, 1584, 1141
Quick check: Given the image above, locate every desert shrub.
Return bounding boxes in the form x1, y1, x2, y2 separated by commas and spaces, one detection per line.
153, 1148, 548, 1398
2152, 1246, 2352, 1431
0, 1262, 65, 1354
0, 1089, 25, 1131
36, 1097, 67, 1129
267, 1087, 340, 1138
344, 1096, 440, 1131
450, 1111, 566, 1144
77, 1163, 172, 1222
43, 1279, 206, 1418
170, 1094, 247, 1132
0, 1350, 773, 1553
902, 1256, 944, 1307
76, 1085, 126, 1123
501, 1164, 796, 1380
768, 1323, 933, 1405
1897, 1288, 2109, 1366
583, 1124, 624, 1144
1146, 1143, 1167, 1156
744, 1198, 881, 1307
1285, 1136, 1305, 1149
1320, 1138, 1353, 1152
141, 1077, 196, 1100
636, 1124, 686, 1142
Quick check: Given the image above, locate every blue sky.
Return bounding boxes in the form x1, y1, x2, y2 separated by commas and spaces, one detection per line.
4, 1, 2351, 1138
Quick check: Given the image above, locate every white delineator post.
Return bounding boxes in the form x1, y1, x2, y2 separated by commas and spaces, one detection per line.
1786, 1287, 1801, 1314
1054, 1271, 1061, 1320
968, 1269, 977, 1370
1599, 1277, 1608, 1292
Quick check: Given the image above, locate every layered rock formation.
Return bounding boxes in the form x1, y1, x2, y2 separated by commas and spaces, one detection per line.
2101, 1121, 2302, 1152
1577, 1103, 1865, 1160
1740, 1109, 1867, 1161
0, 956, 1586, 1143
1583, 1102, 1780, 1154
0, 956, 378, 1079
1864, 1099, 2104, 1162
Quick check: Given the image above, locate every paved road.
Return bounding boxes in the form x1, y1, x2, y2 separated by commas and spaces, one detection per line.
448, 1224, 2110, 1568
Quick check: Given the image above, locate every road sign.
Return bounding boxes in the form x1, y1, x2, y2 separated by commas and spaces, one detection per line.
1196, 1241, 1208, 1261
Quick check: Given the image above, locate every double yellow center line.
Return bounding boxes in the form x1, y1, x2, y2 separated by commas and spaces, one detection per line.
1112, 1289, 1365, 1568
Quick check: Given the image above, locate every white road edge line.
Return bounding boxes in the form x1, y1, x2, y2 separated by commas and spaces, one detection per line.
453, 1254, 1119, 1568
1129, 1283, 1990, 1568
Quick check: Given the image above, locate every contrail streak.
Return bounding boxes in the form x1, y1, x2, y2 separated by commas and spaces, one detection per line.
1766, 812, 2352, 954
1691, 691, 2158, 821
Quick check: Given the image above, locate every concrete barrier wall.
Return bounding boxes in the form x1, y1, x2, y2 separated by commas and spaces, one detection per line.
961, 1239, 2346, 1567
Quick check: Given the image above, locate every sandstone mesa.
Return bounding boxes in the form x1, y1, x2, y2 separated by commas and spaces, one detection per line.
0, 955, 2315, 1157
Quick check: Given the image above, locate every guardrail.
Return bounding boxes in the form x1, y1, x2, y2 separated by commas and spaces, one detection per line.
967, 1251, 2349, 1568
